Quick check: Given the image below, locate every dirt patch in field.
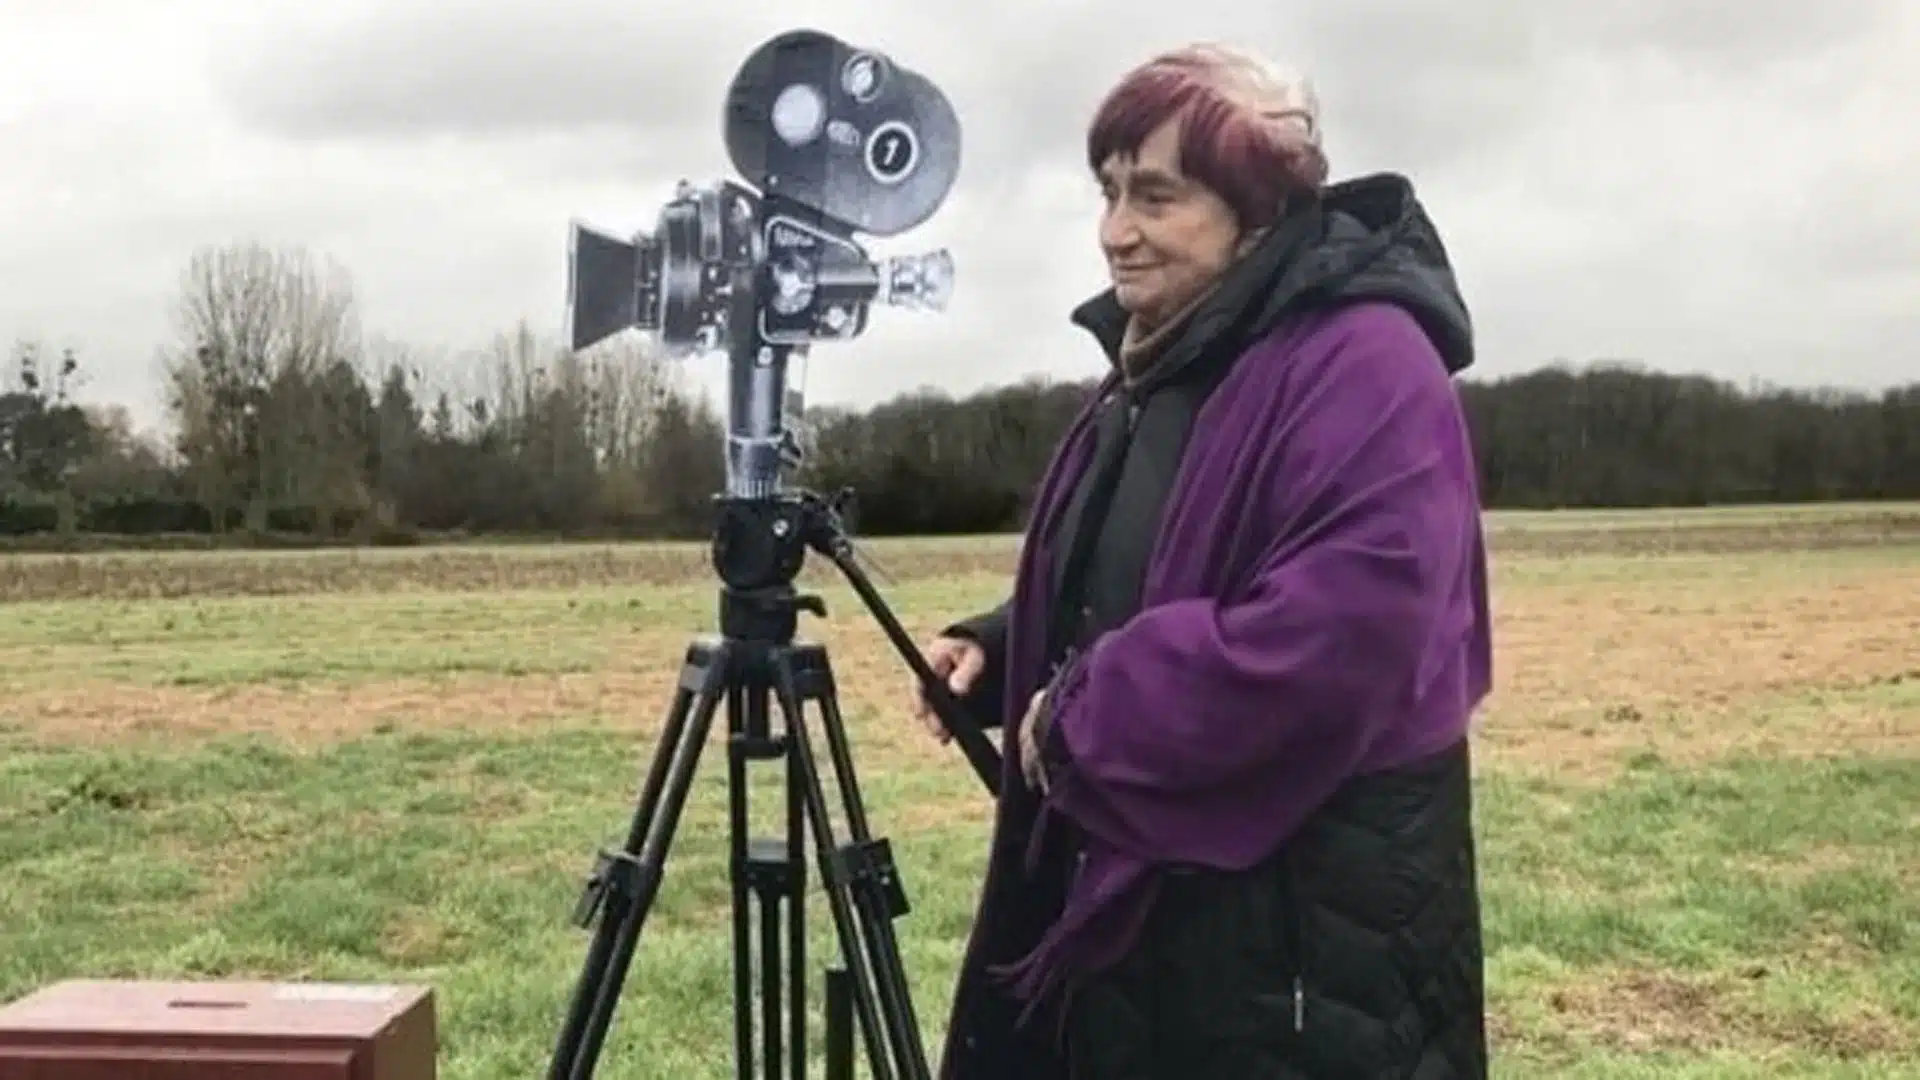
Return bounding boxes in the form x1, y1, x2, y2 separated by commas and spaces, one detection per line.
1474, 571, 1920, 779
1488, 509, 1920, 559
3, 507, 1914, 602
1524, 966, 1916, 1061
0, 540, 1020, 603
3, 673, 665, 744
7, 553, 1916, 785
1, 636, 943, 764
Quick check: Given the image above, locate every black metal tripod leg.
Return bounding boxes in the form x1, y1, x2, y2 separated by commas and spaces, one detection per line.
784, 646, 930, 1080
772, 647, 931, 1080
812, 681, 928, 1076
825, 967, 853, 1080
760, 838, 783, 1080
786, 697, 808, 1080
546, 639, 731, 1080
728, 685, 753, 1079
767, 666, 895, 1080
734, 676, 808, 1080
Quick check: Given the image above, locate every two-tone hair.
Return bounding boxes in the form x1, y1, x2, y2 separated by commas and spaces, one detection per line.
1086, 43, 1330, 230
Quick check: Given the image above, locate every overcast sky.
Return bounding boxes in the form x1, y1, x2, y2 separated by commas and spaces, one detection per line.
2, 0, 1914, 435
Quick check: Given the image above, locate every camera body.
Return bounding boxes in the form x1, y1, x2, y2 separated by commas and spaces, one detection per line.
724, 29, 960, 240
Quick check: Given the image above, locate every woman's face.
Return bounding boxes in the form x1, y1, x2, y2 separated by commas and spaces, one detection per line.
1097, 116, 1242, 328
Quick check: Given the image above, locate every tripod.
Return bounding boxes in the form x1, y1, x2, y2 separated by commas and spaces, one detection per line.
545, 489, 1003, 1080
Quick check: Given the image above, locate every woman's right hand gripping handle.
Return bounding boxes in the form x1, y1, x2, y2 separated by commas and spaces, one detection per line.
913, 634, 987, 745
912, 598, 1008, 744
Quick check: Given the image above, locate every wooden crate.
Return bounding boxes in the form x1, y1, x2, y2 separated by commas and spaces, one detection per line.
0, 980, 436, 1079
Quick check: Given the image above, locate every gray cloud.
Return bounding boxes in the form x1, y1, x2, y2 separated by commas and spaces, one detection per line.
211, 6, 738, 141
210, 1, 1902, 184
2, 0, 1913, 437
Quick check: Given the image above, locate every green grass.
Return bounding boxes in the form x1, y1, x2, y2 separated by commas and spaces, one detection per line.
2, 510, 1917, 1077
0, 727, 991, 1078
3, 731, 1914, 1077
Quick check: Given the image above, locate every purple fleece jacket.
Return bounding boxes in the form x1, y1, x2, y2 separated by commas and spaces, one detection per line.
983, 298, 1494, 1014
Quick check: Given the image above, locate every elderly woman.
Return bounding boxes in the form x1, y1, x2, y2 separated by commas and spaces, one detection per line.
912, 43, 1494, 1080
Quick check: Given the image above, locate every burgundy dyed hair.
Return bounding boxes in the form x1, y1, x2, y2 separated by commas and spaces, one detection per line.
1086, 44, 1329, 231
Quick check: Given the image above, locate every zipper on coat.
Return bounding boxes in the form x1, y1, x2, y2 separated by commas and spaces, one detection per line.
1280, 849, 1308, 1033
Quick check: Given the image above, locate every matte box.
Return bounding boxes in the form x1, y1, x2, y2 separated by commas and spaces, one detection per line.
0, 979, 436, 1079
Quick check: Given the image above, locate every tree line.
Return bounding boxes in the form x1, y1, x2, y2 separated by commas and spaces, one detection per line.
2, 240, 1915, 547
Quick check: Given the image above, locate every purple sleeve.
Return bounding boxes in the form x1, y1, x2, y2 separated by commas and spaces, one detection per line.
1041, 305, 1485, 870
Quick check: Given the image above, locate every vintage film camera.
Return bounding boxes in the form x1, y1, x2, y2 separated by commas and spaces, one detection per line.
567, 29, 960, 497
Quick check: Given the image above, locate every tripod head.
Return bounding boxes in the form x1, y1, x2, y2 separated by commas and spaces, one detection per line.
708, 486, 1003, 795
567, 28, 959, 499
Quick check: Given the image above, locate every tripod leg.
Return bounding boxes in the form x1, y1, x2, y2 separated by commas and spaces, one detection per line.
736, 676, 811, 1080
787, 691, 808, 1080
761, 839, 783, 1080
547, 639, 731, 1080
824, 966, 853, 1080
728, 685, 753, 1079
811, 671, 930, 1077
771, 645, 931, 1080
738, 683, 792, 1080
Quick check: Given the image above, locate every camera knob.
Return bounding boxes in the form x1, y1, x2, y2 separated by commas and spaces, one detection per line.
769, 254, 816, 316
841, 52, 889, 102
771, 83, 826, 147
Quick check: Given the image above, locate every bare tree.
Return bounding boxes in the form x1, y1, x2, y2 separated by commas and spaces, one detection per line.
158, 242, 364, 530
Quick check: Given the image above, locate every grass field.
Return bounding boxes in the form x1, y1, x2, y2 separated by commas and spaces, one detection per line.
2, 503, 1917, 1078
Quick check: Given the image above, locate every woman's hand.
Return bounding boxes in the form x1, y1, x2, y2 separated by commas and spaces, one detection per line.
913, 634, 987, 744
1017, 688, 1051, 793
